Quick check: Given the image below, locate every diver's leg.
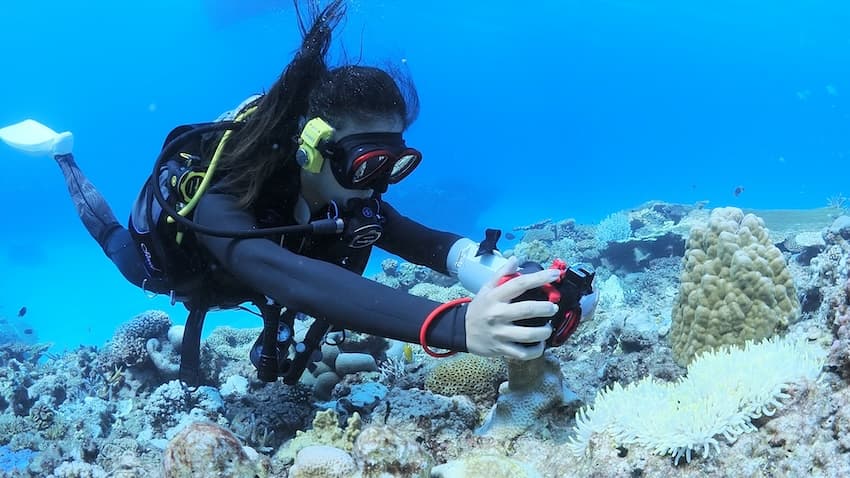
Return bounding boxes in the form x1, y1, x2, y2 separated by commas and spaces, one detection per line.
53, 153, 123, 249
102, 228, 149, 288
53, 154, 149, 287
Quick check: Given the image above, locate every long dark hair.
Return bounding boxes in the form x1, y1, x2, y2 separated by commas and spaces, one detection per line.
216, 0, 420, 209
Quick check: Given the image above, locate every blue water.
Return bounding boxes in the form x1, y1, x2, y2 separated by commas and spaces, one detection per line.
1, 0, 848, 352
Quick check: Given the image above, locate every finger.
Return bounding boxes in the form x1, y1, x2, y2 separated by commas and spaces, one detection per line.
480, 299, 556, 329
495, 299, 558, 323
490, 267, 561, 303
478, 255, 519, 295
495, 323, 553, 344
500, 341, 545, 361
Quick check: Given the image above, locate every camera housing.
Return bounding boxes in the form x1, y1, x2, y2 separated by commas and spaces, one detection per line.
511, 260, 595, 347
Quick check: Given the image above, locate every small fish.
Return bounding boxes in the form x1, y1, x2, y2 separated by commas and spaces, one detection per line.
505, 232, 516, 241
733, 186, 745, 197
23, 328, 33, 335
402, 343, 413, 363
17, 306, 27, 318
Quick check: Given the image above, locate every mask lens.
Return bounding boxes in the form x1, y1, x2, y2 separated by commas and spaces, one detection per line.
387, 149, 422, 183
351, 151, 391, 185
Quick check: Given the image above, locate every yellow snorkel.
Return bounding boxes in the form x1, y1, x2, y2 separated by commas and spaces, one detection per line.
146, 110, 343, 251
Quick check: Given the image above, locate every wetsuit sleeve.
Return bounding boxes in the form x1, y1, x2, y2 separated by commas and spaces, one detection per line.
377, 201, 463, 274
193, 192, 467, 351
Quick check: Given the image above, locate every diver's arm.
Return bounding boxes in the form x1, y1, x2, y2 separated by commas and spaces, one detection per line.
378, 201, 510, 294
193, 192, 468, 350
376, 201, 463, 274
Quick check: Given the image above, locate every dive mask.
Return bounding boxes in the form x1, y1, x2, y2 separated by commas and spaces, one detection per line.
329, 132, 421, 191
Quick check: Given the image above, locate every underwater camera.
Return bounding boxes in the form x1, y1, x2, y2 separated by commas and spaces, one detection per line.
505, 259, 596, 347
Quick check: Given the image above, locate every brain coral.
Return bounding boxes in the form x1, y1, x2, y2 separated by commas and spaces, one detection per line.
163, 421, 269, 477
670, 207, 799, 365
425, 354, 507, 402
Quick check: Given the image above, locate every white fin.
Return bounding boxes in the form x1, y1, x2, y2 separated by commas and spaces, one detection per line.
0, 119, 74, 156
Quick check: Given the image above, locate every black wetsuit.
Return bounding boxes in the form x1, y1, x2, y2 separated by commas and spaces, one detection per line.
185, 157, 471, 352
60, 144, 470, 352
54, 153, 150, 288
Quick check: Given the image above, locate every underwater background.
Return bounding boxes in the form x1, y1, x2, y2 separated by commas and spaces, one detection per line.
0, 0, 848, 351
0, 1, 850, 477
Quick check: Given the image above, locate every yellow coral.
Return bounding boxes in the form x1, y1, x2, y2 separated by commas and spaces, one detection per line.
670, 207, 799, 365
274, 409, 361, 464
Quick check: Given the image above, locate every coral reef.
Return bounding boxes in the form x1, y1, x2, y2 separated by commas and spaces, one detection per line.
223, 381, 313, 451
300, 344, 381, 401
274, 408, 361, 465
567, 333, 827, 464
287, 423, 433, 478
2, 203, 849, 478
102, 311, 172, 369
431, 454, 542, 478
379, 387, 478, 428
288, 444, 357, 477
351, 423, 432, 477
595, 211, 632, 244
163, 421, 269, 477
829, 279, 850, 377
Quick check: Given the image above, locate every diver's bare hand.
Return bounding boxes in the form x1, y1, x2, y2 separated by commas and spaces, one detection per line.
465, 256, 559, 360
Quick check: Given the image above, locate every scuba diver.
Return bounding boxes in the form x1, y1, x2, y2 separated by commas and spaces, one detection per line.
0, 0, 597, 386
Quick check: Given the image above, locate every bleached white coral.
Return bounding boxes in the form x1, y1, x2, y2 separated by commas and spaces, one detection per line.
567, 334, 827, 464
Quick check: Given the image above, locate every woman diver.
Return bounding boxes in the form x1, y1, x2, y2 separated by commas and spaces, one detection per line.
0, 0, 595, 386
